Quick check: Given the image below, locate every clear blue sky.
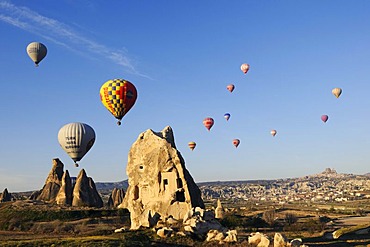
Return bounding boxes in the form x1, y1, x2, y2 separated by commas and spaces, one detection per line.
1, 0, 370, 192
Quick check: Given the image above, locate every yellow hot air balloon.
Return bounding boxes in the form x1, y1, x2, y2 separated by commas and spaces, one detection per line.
188, 142, 196, 151
100, 79, 138, 125
26, 42, 47, 66
332, 88, 342, 98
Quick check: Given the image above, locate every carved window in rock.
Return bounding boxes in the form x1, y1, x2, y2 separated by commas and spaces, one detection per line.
176, 178, 183, 188
134, 185, 139, 200
176, 191, 185, 202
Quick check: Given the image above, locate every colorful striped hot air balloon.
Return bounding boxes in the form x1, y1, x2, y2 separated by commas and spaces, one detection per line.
240, 63, 250, 74
100, 79, 138, 126
203, 117, 214, 131
188, 142, 196, 151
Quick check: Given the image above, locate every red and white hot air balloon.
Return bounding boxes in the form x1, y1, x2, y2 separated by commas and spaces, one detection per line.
240, 63, 250, 74
321, 115, 329, 123
226, 84, 235, 93
203, 117, 214, 131
232, 139, 240, 148
270, 130, 277, 137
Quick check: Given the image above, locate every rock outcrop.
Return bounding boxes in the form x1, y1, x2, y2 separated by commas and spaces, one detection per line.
119, 126, 204, 229
215, 199, 225, 219
31, 159, 103, 208
72, 169, 103, 208
36, 158, 64, 202
107, 188, 125, 208
0, 188, 12, 202
56, 170, 73, 206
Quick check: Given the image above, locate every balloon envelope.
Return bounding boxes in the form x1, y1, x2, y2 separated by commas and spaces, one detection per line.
233, 139, 240, 148
271, 130, 277, 137
224, 113, 231, 121
58, 122, 96, 166
226, 84, 235, 93
100, 79, 138, 125
321, 115, 329, 123
240, 63, 250, 74
188, 142, 196, 151
26, 42, 47, 66
203, 117, 214, 131
332, 88, 342, 98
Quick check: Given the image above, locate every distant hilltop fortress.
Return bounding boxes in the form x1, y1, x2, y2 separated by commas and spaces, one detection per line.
323, 168, 337, 174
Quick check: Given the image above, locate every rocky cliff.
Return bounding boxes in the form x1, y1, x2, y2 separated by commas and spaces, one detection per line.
119, 126, 204, 229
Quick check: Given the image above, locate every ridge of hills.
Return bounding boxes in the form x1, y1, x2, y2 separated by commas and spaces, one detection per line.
93, 168, 370, 191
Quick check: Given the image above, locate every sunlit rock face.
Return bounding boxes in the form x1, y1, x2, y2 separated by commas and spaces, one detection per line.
119, 126, 204, 229
107, 188, 125, 208
36, 158, 64, 202
72, 169, 103, 208
56, 170, 72, 206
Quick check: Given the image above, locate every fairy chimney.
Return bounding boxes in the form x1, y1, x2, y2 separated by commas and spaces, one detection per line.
107, 188, 125, 208
72, 169, 103, 208
36, 158, 64, 202
119, 126, 204, 229
56, 170, 73, 206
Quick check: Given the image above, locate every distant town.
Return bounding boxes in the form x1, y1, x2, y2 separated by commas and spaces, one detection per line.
198, 168, 370, 204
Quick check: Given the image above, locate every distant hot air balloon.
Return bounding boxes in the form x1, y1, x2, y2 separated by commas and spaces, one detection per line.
226, 84, 235, 93
188, 141, 196, 151
232, 139, 240, 148
224, 113, 231, 121
332, 88, 342, 98
100, 79, 138, 126
26, 42, 47, 66
203, 117, 214, 131
58, 122, 96, 167
321, 115, 329, 123
240, 63, 250, 74
271, 129, 277, 137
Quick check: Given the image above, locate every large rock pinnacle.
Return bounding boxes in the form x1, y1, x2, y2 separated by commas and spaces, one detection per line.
119, 126, 204, 229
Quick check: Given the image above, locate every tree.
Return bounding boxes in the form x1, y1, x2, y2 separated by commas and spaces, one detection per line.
284, 213, 298, 226
262, 209, 277, 227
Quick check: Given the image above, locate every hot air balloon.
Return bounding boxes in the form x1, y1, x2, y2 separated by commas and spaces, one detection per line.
232, 139, 240, 148
321, 115, 329, 123
188, 142, 196, 151
100, 79, 138, 126
58, 122, 96, 167
240, 63, 250, 74
203, 117, 214, 131
26, 42, 47, 66
332, 88, 342, 98
224, 113, 231, 121
226, 84, 235, 93
271, 129, 277, 137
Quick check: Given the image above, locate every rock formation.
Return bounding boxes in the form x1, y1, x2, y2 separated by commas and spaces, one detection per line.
35, 158, 64, 202
215, 199, 225, 219
107, 188, 125, 208
119, 126, 204, 229
0, 188, 12, 202
72, 169, 103, 208
31, 159, 103, 208
56, 170, 73, 206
